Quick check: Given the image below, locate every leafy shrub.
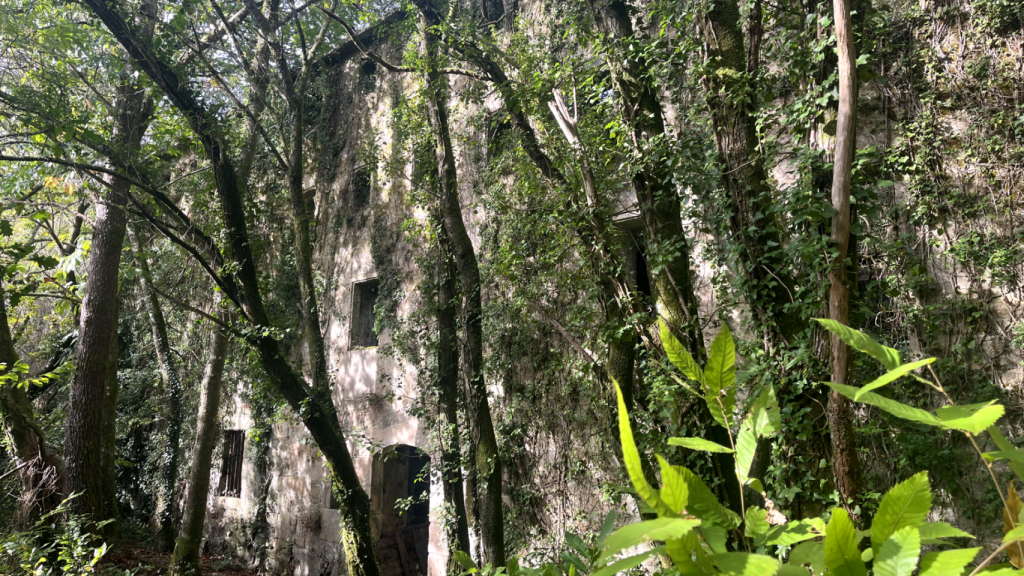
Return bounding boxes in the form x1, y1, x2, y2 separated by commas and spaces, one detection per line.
461, 320, 1024, 576
0, 499, 109, 575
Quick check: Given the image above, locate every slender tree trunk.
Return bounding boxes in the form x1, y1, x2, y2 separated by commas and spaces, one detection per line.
170, 304, 230, 576
827, 0, 865, 506
64, 75, 151, 524
421, 10, 505, 565
0, 280, 63, 526
99, 325, 121, 539
128, 224, 184, 549
435, 217, 472, 571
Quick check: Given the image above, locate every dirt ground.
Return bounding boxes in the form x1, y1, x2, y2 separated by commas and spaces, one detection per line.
101, 543, 259, 576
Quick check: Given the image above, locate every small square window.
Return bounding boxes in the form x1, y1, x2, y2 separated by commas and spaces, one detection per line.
218, 430, 244, 498
351, 279, 380, 348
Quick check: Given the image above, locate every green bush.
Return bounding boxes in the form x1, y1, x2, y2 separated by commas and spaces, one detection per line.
0, 499, 109, 575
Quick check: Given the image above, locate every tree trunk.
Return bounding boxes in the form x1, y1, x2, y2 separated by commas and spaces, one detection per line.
0, 279, 63, 527
421, 9, 505, 565
128, 224, 184, 549
700, 0, 804, 344
99, 325, 121, 539
435, 217, 472, 571
170, 304, 231, 576
64, 75, 151, 524
591, 0, 704, 354
827, 0, 865, 506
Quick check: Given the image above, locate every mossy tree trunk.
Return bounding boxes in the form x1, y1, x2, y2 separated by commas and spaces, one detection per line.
169, 304, 230, 576
99, 324, 121, 540
129, 224, 183, 549
63, 72, 152, 526
420, 6, 506, 565
0, 279, 64, 527
435, 215, 472, 571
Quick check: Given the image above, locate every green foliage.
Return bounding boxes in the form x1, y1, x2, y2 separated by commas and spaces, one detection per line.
591, 322, 1019, 576
0, 498, 109, 575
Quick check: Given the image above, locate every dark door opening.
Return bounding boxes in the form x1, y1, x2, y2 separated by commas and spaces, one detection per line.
371, 445, 430, 576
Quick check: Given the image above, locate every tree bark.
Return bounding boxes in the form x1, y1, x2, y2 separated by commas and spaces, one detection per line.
0, 279, 63, 527
590, 0, 704, 354
435, 217, 472, 571
827, 0, 865, 506
128, 224, 184, 549
99, 325, 121, 539
700, 0, 804, 344
64, 74, 151, 525
421, 9, 505, 565
79, 3, 379, 575
169, 303, 231, 576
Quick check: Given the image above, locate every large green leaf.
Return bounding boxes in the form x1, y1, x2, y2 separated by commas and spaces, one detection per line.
815, 319, 901, 370
667, 531, 712, 575
982, 450, 1024, 463
700, 525, 729, 554
855, 358, 936, 400
934, 402, 1005, 435
871, 472, 932, 555
745, 507, 770, 540
668, 437, 734, 453
788, 541, 825, 576
673, 465, 742, 529
874, 527, 921, 576
764, 520, 825, 546
987, 426, 1024, 481
919, 547, 980, 576
777, 566, 811, 576
614, 380, 667, 514
658, 455, 690, 514
826, 382, 944, 427
751, 386, 781, 437
600, 518, 700, 561
736, 414, 757, 485
825, 508, 867, 576
705, 325, 735, 396
917, 522, 973, 541
709, 552, 780, 576
661, 319, 705, 385
592, 546, 665, 576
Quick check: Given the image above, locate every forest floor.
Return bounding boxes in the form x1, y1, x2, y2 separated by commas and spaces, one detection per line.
101, 542, 258, 576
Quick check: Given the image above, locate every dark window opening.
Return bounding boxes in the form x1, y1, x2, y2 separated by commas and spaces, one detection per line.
352, 167, 372, 211
486, 117, 513, 164
218, 430, 244, 498
351, 279, 380, 348
326, 481, 341, 509
359, 59, 378, 93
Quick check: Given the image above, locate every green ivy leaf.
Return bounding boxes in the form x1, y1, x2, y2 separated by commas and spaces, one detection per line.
673, 464, 741, 529
788, 541, 825, 576
871, 472, 932, 556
